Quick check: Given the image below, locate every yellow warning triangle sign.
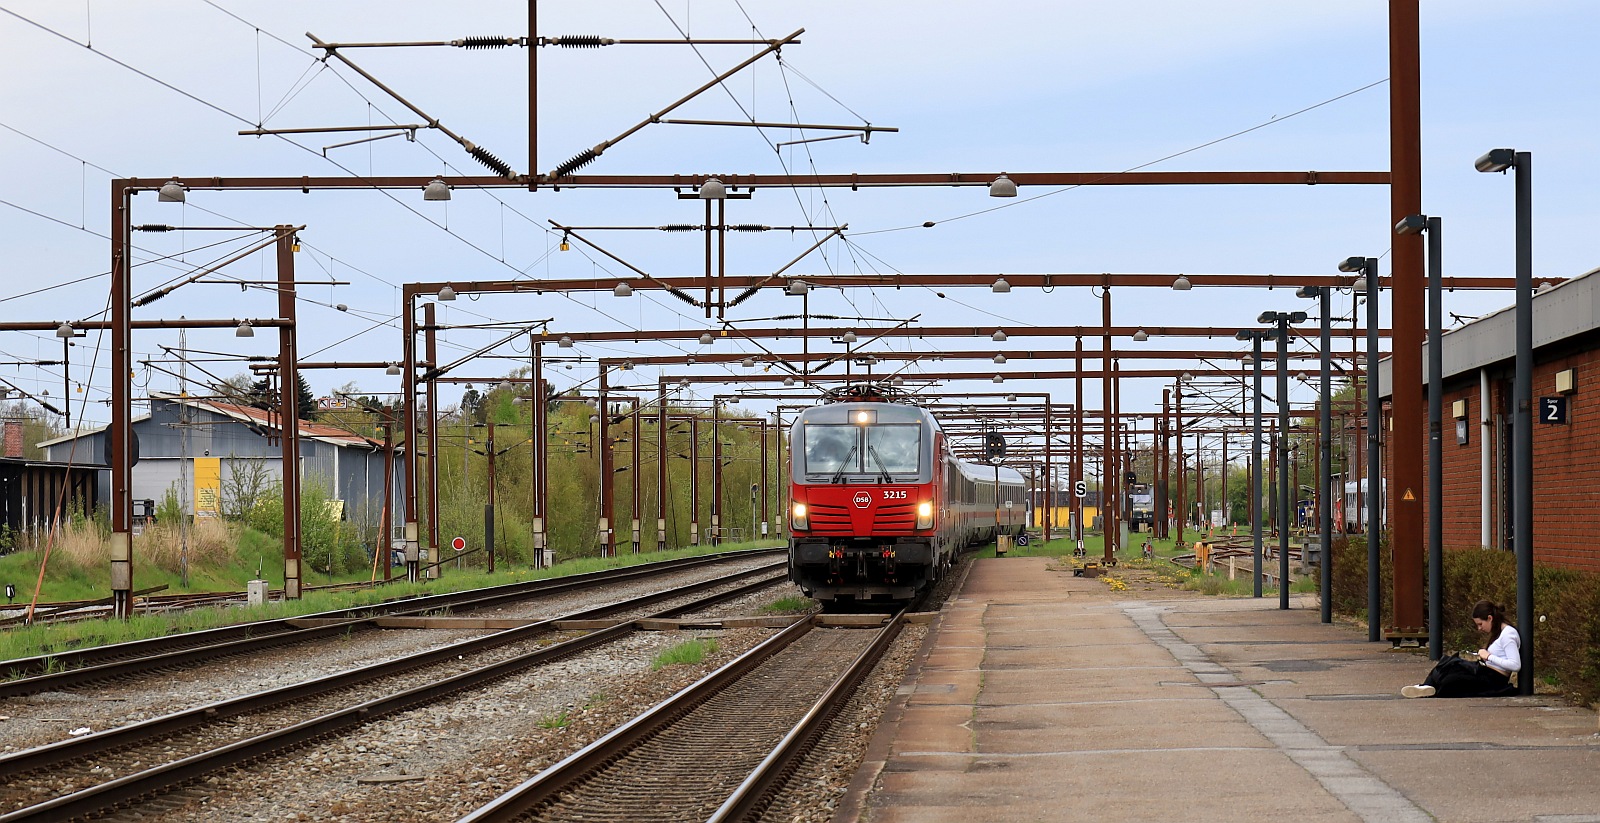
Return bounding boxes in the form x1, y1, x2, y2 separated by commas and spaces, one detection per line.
1402, 488, 1417, 501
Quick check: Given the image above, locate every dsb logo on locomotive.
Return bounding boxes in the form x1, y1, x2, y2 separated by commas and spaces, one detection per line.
852, 491, 872, 509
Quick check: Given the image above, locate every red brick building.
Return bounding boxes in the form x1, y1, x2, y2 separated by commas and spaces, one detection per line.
1379, 265, 1600, 572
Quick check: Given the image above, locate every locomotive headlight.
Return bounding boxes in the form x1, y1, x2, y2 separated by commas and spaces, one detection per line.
853, 408, 876, 426
916, 501, 934, 530
791, 502, 809, 530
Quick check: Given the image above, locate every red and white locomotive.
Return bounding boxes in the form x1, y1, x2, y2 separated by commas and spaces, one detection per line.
787, 387, 1026, 608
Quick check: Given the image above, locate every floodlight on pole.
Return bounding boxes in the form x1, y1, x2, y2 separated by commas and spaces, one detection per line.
386, 362, 402, 376
422, 178, 451, 201
991, 277, 1012, 293
558, 336, 574, 348
988, 174, 1018, 197
993, 353, 1006, 364
786, 279, 808, 296
1171, 275, 1192, 291
993, 374, 1004, 384
1132, 329, 1149, 342
991, 330, 1007, 342
437, 285, 457, 301
55, 322, 74, 339
612, 281, 633, 297
841, 331, 857, 344
1474, 148, 1516, 174
699, 332, 714, 345
235, 320, 254, 338
158, 181, 187, 202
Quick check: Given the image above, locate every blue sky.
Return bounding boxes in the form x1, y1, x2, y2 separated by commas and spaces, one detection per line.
1, 1, 1595, 437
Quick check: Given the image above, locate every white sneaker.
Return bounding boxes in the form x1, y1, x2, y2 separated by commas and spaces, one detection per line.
1401, 684, 1435, 698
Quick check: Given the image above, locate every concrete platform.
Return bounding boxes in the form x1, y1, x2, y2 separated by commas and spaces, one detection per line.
840, 557, 1600, 823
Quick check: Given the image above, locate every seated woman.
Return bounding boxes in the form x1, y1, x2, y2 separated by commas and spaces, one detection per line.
1402, 600, 1520, 698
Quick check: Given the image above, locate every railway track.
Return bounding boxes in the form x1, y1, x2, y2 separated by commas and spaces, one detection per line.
458, 610, 906, 823
0, 548, 783, 694
0, 563, 789, 822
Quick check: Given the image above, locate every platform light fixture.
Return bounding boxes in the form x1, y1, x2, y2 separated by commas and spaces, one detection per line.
385, 362, 402, 376
988, 174, 1017, 197
991, 330, 1007, 342
437, 285, 457, 301
558, 336, 574, 348
612, 281, 633, 297
841, 331, 857, 344
993, 353, 1007, 364
991, 277, 1012, 293
1171, 275, 1192, 291
55, 322, 74, 339
786, 279, 808, 296
158, 180, 186, 202
1132, 329, 1149, 342
235, 320, 254, 338
699, 332, 715, 345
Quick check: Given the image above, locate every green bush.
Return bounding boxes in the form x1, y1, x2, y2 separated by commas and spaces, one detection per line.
1331, 537, 1600, 706
246, 478, 367, 575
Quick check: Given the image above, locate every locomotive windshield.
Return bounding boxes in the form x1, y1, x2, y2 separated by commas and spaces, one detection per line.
803, 423, 921, 479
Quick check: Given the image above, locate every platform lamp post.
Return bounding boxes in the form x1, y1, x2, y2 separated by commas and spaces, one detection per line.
1260, 311, 1306, 610
1340, 255, 1382, 642
1476, 148, 1534, 694
1296, 285, 1335, 625
1235, 329, 1266, 598
1396, 214, 1444, 659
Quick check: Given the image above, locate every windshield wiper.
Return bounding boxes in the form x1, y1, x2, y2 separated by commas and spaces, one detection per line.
866, 443, 895, 484
829, 440, 861, 484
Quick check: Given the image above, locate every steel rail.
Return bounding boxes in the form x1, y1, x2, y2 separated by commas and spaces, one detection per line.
456, 615, 820, 822
708, 613, 907, 822
0, 567, 787, 821
0, 548, 781, 689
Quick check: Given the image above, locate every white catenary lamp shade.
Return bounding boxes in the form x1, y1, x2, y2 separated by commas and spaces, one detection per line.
558, 336, 574, 348
437, 285, 457, 301
423, 178, 451, 201
386, 363, 402, 376
699, 332, 715, 345
989, 174, 1018, 198
158, 181, 186, 202
1132, 329, 1149, 342
699, 178, 727, 199
613, 282, 633, 297
1171, 275, 1192, 291
991, 277, 1011, 293
991, 330, 1007, 342
55, 322, 74, 338
235, 320, 254, 338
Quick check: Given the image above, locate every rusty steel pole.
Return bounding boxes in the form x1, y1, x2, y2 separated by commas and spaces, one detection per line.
1101, 284, 1115, 560
657, 381, 669, 551
1174, 380, 1185, 552
689, 413, 700, 545
402, 297, 419, 582
532, 339, 547, 567
599, 366, 614, 557
631, 400, 642, 552
1042, 401, 1052, 543
712, 400, 723, 545
1388, 0, 1427, 642
425, 304, 441, 579
109, 181, 133, 618
1158, 389, 1169, 540
758, 419, 769, 541
381, 415, 394, 582
275, 227, 304, 599
485, 420, 496, 573
1074, 337, 1084, 547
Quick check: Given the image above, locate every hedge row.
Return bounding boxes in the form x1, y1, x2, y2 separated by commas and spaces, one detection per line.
1330, 535, 1600, 707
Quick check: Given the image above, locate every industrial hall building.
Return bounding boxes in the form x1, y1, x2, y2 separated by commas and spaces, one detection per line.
34, 393, 401, 526
1379, 264, 1600, 572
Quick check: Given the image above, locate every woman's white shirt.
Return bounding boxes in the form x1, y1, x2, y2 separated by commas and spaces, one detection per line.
1486, 625, 1521, 673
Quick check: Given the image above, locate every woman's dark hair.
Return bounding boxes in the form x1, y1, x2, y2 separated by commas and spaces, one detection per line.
1472, 600, 1508, 641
